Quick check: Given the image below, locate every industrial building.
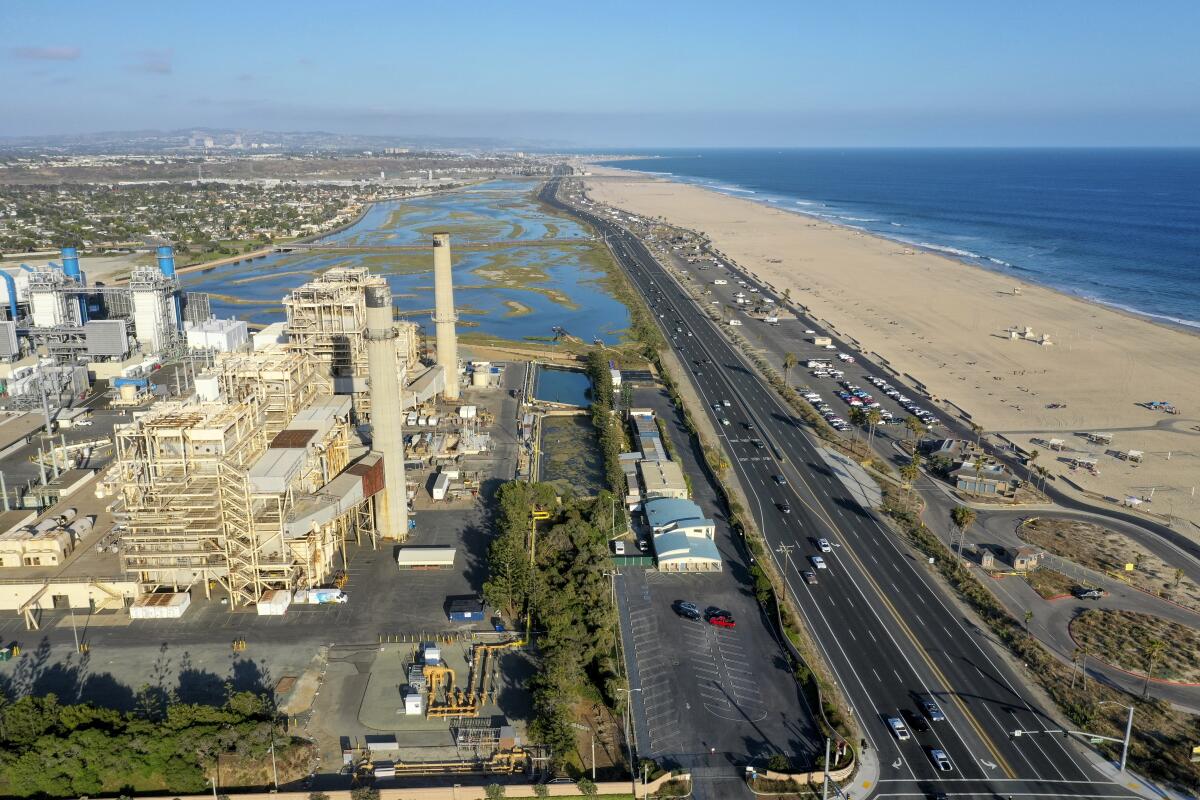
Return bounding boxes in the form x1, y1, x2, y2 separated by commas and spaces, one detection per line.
0, 246, 213, 366
282, 265, 426, 418
642, 497, 722, 572
103, 347, 394, 607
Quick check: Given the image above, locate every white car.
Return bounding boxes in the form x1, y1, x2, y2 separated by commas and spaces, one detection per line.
887, 717, 910, 741
817, 538, 833, 553
810, 555, 827, 569
720, 417, 730, 426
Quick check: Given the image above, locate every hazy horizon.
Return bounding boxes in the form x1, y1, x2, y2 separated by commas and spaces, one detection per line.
3, 1, 1199, 147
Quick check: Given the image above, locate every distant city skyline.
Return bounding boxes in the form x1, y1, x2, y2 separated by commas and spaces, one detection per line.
3, 0, 1199, 147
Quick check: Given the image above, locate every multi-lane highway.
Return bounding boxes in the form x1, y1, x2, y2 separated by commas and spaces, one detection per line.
542, 180, 1136, 799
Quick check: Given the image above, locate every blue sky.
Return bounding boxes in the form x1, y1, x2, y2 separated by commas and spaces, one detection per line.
2, 0, 1198, 146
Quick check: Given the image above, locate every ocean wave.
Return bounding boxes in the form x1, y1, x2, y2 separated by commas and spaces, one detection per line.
641, 170, 674, 175
890, 222, 903, 227
1086, 297, 1200, 330
795, 200, 818, 206
987, 257, 1013, 267
838, 216, 881, 222
916, 242, 984, 260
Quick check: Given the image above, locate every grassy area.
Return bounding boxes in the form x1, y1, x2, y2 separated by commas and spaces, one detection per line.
1070, 609, 1200, 683
1019, 517, 1200, 612
1024, 567, 1077, 599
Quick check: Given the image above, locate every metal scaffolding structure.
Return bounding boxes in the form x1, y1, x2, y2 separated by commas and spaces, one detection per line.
109, 357, 379, 607
284, 265, 419, 420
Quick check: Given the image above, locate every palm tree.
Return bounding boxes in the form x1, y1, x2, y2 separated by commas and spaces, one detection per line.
951, 505, 976, 559
866, 407, 882, 449
1027, 448, 1040, 485
900, 460, 920, 511
970, 422, 984, 446
782, 287, 791, 304
1023, 610, 1034, 631
971, 454, 987, 496
1142, 638, 1166, 698
848, 407, 866, 442
783, 352, 798, 385
905, 415, 924, 444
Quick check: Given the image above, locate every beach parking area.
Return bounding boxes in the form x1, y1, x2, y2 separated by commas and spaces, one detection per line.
583, 166, 1200, 533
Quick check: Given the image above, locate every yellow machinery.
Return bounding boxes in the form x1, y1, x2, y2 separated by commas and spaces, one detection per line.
422, 638, 522, 719
356, 747, 529, 780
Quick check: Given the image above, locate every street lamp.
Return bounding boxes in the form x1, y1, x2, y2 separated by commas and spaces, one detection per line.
1011, 701, 1133, 773
1098, 701, 1135, 773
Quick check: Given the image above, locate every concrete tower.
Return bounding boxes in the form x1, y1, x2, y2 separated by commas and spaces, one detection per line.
431, 232, 460, 400
364, 283, 408, 539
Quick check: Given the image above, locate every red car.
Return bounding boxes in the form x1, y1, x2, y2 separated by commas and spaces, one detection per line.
707, 615, 736, 629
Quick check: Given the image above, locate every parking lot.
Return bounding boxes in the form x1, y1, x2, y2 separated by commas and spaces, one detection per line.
615, 384, 819, 769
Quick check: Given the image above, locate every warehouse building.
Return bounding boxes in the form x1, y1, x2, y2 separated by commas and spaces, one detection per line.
642, 497, 722, 572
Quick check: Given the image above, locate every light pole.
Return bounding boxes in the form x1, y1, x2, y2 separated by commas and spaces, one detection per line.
1011, 702, 1134, 774
1098, 701, 1135, 773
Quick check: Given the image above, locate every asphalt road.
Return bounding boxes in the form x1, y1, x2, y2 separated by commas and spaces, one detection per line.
543, 180, 1137, 799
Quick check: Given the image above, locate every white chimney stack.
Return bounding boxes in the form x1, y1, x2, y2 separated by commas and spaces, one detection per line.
365, 283, 408, 539
432, 232, 460, 400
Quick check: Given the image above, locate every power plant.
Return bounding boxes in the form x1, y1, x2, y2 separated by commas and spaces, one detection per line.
2, 245, 210, 366
80, 233, 471, 604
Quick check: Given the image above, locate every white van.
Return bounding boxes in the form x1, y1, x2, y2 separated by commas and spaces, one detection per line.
613, 541, 626, 556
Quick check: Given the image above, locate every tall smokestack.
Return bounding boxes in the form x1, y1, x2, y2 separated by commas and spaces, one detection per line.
431, 232, 460, 400
365, 283, 408, 539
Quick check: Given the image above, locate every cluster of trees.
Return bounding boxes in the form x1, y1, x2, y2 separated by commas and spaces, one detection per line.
484, 480, 622, 767
585, 350, 629, 505
0, 689, 286, 797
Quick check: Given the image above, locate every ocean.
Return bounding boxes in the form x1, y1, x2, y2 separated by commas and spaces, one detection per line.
595, 149, 1200, 329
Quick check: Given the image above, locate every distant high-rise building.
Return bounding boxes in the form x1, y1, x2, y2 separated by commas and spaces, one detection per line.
202, 136, 214, 148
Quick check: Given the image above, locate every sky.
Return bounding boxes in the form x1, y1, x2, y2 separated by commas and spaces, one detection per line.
2, 0, 1199, 147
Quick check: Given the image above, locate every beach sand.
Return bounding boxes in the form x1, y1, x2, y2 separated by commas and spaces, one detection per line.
583, 166, 1200, 533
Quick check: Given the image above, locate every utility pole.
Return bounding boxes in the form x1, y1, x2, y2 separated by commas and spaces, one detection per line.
776, 543, 796, 576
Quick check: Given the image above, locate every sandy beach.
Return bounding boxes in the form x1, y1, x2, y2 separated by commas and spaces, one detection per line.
583, 166, 1200, 533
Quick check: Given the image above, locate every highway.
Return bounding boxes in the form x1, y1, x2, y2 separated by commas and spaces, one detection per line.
541, 180, 1136, 799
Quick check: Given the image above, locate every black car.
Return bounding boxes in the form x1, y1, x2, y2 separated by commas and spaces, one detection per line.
750, 438, 765, 449
772, 475, 788, 486
743, 422, 756, 431
673, 601, 701, 620
777, 501, 791, 514
902, 709, 930, 732
705, 606, 732, 620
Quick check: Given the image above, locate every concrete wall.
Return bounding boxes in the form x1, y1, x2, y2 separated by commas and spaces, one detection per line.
0, 579, 137, 612
129, 772, 687, 800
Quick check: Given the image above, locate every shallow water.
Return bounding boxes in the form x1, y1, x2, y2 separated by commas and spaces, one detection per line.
183, 180, 631, 343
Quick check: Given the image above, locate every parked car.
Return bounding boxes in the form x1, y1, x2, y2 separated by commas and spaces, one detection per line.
674, 601, 702, 620
1074, 587, 1105, 600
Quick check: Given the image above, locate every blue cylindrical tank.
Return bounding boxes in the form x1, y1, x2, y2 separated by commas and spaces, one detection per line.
155, 246, 176, 278
60, 247, 81, 280
0, 271, 18, 321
